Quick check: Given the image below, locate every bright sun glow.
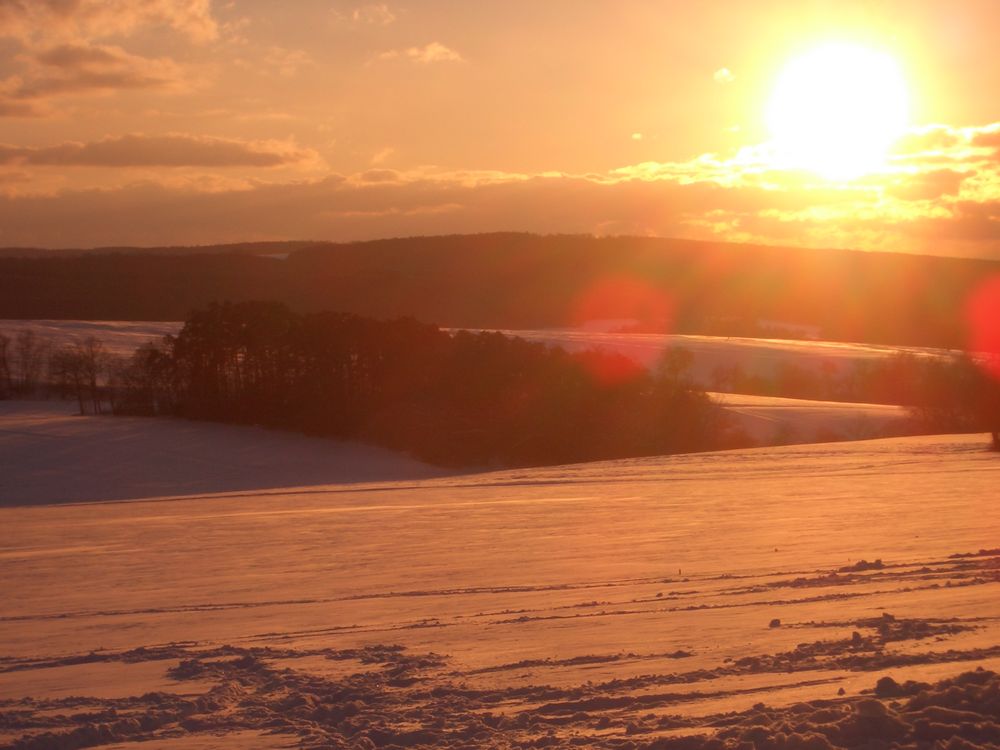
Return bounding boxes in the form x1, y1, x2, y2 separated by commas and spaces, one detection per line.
766, 42, 910, 180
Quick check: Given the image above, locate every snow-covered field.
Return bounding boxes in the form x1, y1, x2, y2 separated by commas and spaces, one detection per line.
0, 401, 447, 506
711, 392, 910, 444
0, 320, 179, 357
1, 402, 998, 749
501, 329, 952, 385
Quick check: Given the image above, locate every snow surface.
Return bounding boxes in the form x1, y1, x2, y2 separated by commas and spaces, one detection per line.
496, 329, 953, 385
710, 392, 911, 444
1, 404, 998, 748
0, 402, 447, 505
0, 319, 179, 357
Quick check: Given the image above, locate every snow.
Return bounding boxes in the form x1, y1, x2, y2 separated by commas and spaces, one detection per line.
495, 328, 953, 384
1, 403, 998, 748
0, 319, 179, 357
1, 322, 997, 748
710, 392, 911, 443
0, 401, 447, 505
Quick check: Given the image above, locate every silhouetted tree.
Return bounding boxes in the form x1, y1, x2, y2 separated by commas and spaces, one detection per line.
13, 330, 49, 396
114, 301, 730, 468
0, 332, 11, 398
110, 341, 177, 415
48, 337, 109, 414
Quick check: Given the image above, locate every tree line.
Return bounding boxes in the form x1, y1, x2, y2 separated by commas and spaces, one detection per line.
3, 304, 998, 459
0, 329, 113, 415
708, 352, 983, 406
107, 301, 736, 467
707, 350, 1000, 447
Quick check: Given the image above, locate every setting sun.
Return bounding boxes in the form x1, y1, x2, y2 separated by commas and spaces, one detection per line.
766, 42, 910, 180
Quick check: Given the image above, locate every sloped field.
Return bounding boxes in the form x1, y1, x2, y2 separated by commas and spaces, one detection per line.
1, 405, 997, 748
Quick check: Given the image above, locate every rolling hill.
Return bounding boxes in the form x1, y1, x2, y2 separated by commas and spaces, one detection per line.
1, 234, 999, 348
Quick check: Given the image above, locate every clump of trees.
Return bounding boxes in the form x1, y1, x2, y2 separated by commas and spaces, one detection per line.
0, 330, 51, 399
5, 303, 998, 457
0, 329, 113, 412
708, 350, 1000, 447
109, 301, 739, 467
904, 355, 1000, 449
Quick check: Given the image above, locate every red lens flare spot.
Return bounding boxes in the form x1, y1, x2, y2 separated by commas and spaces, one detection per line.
568, 275, 675, 385
966, 275, 1000, 381
571, 275, 674, 332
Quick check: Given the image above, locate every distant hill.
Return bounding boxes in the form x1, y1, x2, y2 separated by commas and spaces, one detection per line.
0, 241, 323, 259
1, 233, 997, 348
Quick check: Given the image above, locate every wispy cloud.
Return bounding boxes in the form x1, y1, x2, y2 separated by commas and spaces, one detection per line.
0, 112, 997, 258
0, 134, 319, 168
353, 3, 397, 25
0, 0, 218, 45
0, 44, 186, 117
0, 1, 217, 118
713, 67, 735, 84
370, 147, 395, 165
331, 3, 397, 27
378, 42, 463, 64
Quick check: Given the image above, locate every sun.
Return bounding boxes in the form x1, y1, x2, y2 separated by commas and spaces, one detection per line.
765, 42, 910, 180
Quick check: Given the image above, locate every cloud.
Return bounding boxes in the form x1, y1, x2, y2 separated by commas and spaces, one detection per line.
0, 150, 995, 258
0, 134, 319, 168
379, 42, 463, 64
885, 169, 968, 201
0, 119, 997, 258
370, 147, 395, 165
713, 67, 735, 84
971, 125, 1000, 148
0, 96, 45, 118
894, 125, 962, 154
0, 170, 30, 184
351, 3, 397, 25
19, 44, 184, 97
357, 168, 402, 183
0, 2, 215, 117
971, 125, 1000, 162
330, 3, 397, 27
0, 0, 218, 45
892, 123, 1000, 166
0, 43, 187, 116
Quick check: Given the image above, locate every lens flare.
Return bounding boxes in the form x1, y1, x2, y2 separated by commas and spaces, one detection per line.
966, 275, 1000, 381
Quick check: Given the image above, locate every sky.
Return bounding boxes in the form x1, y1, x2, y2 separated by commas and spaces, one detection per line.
0, 0, 998, 257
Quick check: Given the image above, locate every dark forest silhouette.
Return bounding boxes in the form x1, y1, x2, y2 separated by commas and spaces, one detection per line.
4, 234, 1000, 349
108, 301, 734, 467
3, 306, 999, 460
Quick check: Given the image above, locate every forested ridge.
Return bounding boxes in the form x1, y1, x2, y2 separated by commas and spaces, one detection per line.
3, 233, 1000, 348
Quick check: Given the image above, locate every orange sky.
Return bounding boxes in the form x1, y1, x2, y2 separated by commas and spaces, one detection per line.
0, 0, 998, 256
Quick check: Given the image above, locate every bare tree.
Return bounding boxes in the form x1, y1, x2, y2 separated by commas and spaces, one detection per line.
14, 330, 50, 396
78, 337, 108, 414
49, 346, 87, 413
48, 337, 110, 414
0, 332, 11, 398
